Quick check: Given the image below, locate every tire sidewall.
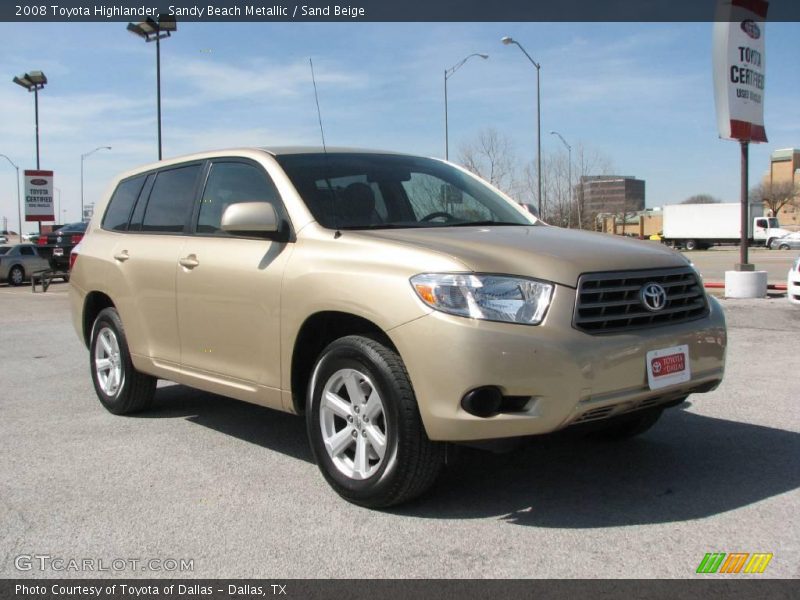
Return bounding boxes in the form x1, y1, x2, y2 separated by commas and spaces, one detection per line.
89, 308, 131, 414
307, 341, 403, 504
9, 266, 24, 286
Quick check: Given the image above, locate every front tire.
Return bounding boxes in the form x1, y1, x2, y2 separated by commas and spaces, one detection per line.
306, 335, 445, 508
90, 307, 156, 415
779, 243, 790, 250
8, 265, 24, 286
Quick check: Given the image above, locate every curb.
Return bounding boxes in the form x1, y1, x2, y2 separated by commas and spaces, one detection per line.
704, 282, 787, 291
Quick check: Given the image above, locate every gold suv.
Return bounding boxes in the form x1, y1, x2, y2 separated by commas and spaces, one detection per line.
69, 148, 726, 507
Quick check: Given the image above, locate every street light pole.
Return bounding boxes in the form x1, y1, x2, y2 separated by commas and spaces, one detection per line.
55, 187, 62, 222
127, 15, 176, 161
550, 131, 578, 228
0, 154, 22, 242
501, 37, 542, 217
13, 71, 48, 170
81, 146, 112, 223
156, 32, 162, 160
444, 53, 488, 161
34, 86, 40, 169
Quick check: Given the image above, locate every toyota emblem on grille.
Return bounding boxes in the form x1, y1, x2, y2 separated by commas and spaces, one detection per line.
640, 283, 667, 312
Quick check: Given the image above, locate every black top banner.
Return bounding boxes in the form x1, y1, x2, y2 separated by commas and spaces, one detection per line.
3, 0, 800, 22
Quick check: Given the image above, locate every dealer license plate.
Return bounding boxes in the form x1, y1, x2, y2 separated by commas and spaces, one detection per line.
53, 248, 64, 257
646, 344, 690, 390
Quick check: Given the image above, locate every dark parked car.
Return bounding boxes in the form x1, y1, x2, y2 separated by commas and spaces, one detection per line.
37, 222, 87, 270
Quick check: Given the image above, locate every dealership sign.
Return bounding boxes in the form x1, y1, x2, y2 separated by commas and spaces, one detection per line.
713, 0, 768, 142
24, 169, 55, 222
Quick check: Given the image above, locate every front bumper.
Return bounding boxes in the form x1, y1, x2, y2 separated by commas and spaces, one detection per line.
388, 285, 726, 441
788, 270, 800, 305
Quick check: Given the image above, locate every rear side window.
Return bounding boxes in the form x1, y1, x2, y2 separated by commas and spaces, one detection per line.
197, 162, 280, 234
141, 165, 201, 233
19, 246, 35, 256
102, 176, 146, 231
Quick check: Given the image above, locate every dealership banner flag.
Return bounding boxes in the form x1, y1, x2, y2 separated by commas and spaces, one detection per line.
713, 0, 768, 142
24, 169, 55, 221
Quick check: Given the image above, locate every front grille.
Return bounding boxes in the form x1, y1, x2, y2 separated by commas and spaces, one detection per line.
573, 267, 708, 334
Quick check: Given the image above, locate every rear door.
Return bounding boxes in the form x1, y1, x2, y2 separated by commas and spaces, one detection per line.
176, 158, 293, 400
107, 163, 201, 365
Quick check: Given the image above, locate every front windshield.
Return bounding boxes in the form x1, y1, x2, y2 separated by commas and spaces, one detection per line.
0, 247, 10, 255
768, 218, 780, 228
275, 153, 535, 230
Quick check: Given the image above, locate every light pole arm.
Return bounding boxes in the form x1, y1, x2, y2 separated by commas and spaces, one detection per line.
550, 131, 571, 152
445, 53, 488, 80
510, 41, 540, 70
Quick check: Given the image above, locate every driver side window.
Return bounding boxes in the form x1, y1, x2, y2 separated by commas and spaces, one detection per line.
197, 162, 280, 234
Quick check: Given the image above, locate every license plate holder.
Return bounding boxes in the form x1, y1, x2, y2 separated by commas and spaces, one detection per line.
646, 344, 690, 390
53, 248, 64, 257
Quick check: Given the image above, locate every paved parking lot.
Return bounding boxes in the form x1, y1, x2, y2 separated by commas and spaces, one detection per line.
679, 247, 796, 283
0, 282, 798, 579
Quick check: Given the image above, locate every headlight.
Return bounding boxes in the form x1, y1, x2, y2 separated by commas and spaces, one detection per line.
410, 273, 553, 325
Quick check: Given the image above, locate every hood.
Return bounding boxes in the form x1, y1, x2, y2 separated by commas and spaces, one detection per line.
359, 225, 689, 288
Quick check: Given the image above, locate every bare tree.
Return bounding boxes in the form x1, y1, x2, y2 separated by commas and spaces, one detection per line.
750, 180, 799, 217
457, 129, 616, 229
457, 128, 519, 196
681, 194, 722, 204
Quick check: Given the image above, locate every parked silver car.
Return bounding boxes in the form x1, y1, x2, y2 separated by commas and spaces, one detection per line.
0, 244, 50, 285
769, 233, 800, 250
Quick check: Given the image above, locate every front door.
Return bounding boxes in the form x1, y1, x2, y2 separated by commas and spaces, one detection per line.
176, 159, 292, 397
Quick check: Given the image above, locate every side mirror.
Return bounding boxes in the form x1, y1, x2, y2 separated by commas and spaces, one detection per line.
221, 202, 279, 236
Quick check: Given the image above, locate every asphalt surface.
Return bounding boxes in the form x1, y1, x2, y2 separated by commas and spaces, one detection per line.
0, 283, 798, 579
678, 246, 797, 284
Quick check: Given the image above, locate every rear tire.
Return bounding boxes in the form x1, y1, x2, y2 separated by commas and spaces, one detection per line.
306, 335, 445, 508
589, 408, 664, 440
8, 265, 24, 286
684, 239, 698, 251
779, 243, 790, 250
90, 307, 156, 415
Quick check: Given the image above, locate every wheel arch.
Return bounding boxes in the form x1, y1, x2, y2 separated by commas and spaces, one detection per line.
82, 291, 116, 348
290, 311, 396, 415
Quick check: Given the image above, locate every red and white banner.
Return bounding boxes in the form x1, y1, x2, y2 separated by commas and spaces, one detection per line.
24, 169, 55, 222
713, 0, 768, 143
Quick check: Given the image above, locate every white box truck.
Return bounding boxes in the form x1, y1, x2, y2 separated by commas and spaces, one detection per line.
661, 203, 790, 250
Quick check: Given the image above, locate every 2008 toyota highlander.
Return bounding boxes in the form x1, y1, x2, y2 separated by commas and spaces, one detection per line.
69, 147, 726, 507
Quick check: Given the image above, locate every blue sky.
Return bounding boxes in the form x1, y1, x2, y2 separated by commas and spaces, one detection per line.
0, 21, 798, 232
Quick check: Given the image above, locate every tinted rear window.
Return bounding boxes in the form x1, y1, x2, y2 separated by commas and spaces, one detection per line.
141, 165, 201, 233
102, 177, 146, 231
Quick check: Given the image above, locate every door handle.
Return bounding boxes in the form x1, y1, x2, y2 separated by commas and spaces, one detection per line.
179, 255, 200, 269
113, 251, 129, 262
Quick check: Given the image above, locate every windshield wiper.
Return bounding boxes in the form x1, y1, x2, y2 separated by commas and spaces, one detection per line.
448, 220, 530, 227
338, 223, 414, 230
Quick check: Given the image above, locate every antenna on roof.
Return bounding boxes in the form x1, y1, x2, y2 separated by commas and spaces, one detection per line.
310, 58, 327, 153
309, 58, 340, 238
